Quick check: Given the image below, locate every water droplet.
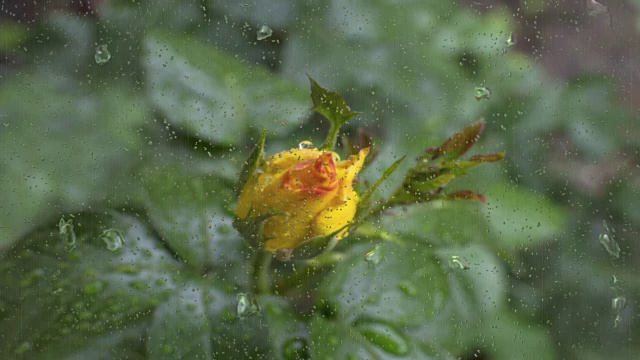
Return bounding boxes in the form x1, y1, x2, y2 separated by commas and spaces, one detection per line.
94, 44, 111, 64
282, 338, 310, 360
599, 221, 620, 258
256, 25, 273, 40
236, 293, 260, 319
365, 244, 383, 265
587, 0, 608, 16
474, 86, 492, 101
610, 276, 627, 328
449, 255, 470, 270
355, 320, 409, 355
101, 228, 125, 252
298, 140, 315, 149
58, 217, 76, 251
398, 280, 417, 297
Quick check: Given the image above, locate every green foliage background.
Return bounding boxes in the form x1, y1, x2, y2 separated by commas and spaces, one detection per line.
1, 1, 638, 359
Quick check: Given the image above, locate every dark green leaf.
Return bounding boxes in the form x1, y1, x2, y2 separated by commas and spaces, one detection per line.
143, 31, 310, 145
0, 210, 281, 359
147, 284, 213, 359
259, 296, 311, 360
308, 75, 360, 127
311, 242, 451, 358
0, 212, 177, 358
310, 316, 439, 359
237, 128, 267, 196
142, 164, 247, 277
233, 213, 275, 248
0, 74, 147, 248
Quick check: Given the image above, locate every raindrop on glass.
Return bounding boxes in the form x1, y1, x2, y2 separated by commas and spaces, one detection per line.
236, 293, 261, 319
298, 140, 315, 149
586, 0, 608, 17
599, 220, 620, 258
449, 255, 470, 270
58, 217, 76, 251
95, 44, 111, 64
365, 244, 383, 265
101, 228, 125, 252
256, 25, 273, 41
474, 87, 492, 101
356, 320, 410, 356
610, 276, 627, 328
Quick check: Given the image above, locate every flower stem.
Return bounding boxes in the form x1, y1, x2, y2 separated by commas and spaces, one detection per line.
320, 122, 340, 151
253, 250, 273, 294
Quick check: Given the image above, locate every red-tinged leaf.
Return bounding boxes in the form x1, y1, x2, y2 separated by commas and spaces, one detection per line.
426, 119, 485, 161
469, 152, 506, 163
446, 190, 487, 204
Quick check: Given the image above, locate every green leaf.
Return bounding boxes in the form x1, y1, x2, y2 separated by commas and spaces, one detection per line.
145, 280, 275, 360
378, 201, 493, 248
232, 213, 275, 248
361, 156, 406, 207
310, 316, 439, 359
0, 212, 177, 359
237, 128, 267, 195
308, 75, 360, 127
0, 73, 147, 248
385, 121, 504, 208
142, 164, 247, 275
483, 183, 566, 248
311, 242, 451, 358
143, 31, 310, 145
0, 211, 283, 359
259, 296, 311, 360
308, 75, 361, 150
0, 21, 28, 51
146, 284, 213, 359
474, 312, 556, 360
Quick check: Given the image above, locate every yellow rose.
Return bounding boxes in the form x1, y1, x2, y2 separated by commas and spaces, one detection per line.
237, 146, 369, 252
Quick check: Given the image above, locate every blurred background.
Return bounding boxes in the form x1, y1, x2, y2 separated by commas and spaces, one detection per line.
1, 0, 639, 359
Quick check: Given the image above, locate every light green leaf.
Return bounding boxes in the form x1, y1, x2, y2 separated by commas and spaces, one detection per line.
0, 73, 147, 248
142, 165, 247, 277
143, 31, 310, 145
483, 183, 565, 248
